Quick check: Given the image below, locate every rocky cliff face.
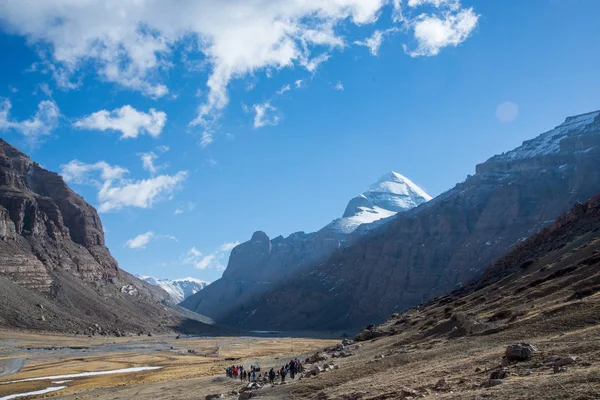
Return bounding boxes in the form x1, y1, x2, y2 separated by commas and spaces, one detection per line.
225, 110, 600, 331
181, 172, 430, 322
0, 139, 216, 334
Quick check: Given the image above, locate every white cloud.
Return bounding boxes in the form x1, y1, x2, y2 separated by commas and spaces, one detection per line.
183, 241, 238, 271
276, 84, 291, 95
253, 102, 280, 128
354, 28, 398, 56
38, 83, 53, 97
126, 231, 177, 249
199, 131, 214, 148
138, 147, 169, 174
139, 152, 159, 174
0, 98, 60, 141
174, 201, 196, 215
97, 171, 188, 212
407, 0, 460, 9
1, 1, 479, 125
496, 101, 519, 123
60, 160, 187, 212
300, 53, 331, 73
404, 7, 479, 57
334, 81, 345, 91
73, 105, 167, 139
295, 80, 304, 89
126, 231, 155, 249
220, 241, 240, 252
0, 1, 385, 128
60, 160, 127, 185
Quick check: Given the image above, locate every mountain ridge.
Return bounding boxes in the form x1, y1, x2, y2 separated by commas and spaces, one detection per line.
217, 109, 600, 330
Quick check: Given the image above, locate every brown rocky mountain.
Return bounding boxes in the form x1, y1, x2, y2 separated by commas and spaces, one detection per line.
181, 172, 431, 322
0, 139, 217, 335
203, 110, 600, 331
255, 192, 600, 400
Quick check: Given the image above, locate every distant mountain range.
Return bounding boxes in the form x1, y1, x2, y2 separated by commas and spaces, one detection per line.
136, 276, 210, 303
181, 171, 431, 322
183, 110, 600, 331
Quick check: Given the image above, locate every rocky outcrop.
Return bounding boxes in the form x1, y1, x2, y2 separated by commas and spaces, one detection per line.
181, 172, 430, 322
226, 110, 600, 331
181, 229, 346, 321
0, 139, 218, 334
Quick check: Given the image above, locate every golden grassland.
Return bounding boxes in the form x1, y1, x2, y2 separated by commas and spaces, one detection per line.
0, 330, 337, 399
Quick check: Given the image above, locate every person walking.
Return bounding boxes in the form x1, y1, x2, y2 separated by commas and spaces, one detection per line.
268, 368, 275, 385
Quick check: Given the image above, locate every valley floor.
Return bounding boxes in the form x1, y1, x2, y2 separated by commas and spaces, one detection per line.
0, 330, 337, 399
1, 321, 599, 399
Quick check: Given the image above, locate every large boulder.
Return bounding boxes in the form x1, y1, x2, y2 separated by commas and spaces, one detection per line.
505, 343, 536, 362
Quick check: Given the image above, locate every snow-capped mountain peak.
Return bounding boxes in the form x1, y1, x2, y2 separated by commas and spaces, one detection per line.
330, 171, 432, 234
136, 275, 210, 303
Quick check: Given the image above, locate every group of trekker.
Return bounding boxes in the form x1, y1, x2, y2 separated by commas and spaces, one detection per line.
225, 365, 258, 381
225, 359, 303, 385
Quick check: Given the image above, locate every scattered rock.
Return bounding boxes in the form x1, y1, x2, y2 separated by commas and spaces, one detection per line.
553, 365, 567, 374
355, 328, 392, 342
306, 352, 328, 363
332, 351, 353, 358
486, 379, 504, 387
37, 304, 44, 310
505, 343, 536, 362
147, 332, 153, 337
205, 394, 224, 400
374, 354, 385, 359
489, 369, 508, 380
176, 334, 181, 339
554, 356, 578, 367
238, 393, 255, 400
342, 339, 354, 346
433, 378, 449, 391
311, 366, 323, 376
40, 315, 46, 321
475, 367, 482, 373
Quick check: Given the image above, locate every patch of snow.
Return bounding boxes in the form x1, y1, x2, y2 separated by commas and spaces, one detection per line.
0, 367, 162, 385
51, 380, 72, 384
136, 276, 211, 303
0, 386, 67, 400
489, 110, 599, 162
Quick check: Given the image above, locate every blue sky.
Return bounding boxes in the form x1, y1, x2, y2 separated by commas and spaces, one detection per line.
0, 0, 599, 281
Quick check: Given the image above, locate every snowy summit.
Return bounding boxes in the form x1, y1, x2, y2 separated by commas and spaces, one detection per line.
136, 276, 211, 303
328, 171, 432, 234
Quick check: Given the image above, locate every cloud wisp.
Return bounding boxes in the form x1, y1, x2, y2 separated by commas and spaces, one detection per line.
60, 159, 187, 212
183, 241, 240, 271
0, 98, 60, 143
126, 231, 177, 249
